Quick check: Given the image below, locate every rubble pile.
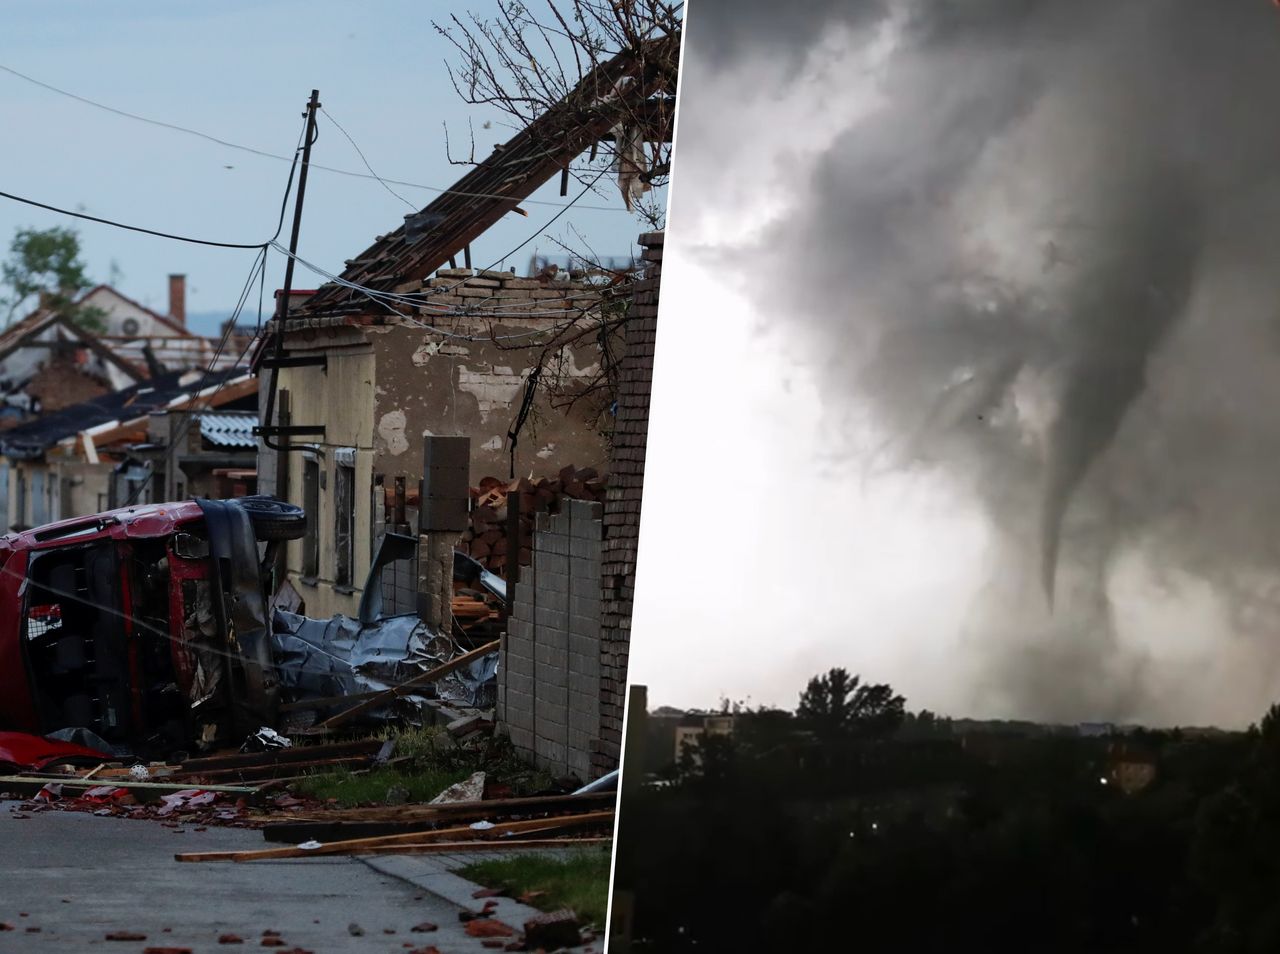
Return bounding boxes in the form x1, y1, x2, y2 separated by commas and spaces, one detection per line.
458, 465, 607, 574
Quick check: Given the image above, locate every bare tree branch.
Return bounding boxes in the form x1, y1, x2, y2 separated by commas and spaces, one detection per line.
433, 0, 681, 229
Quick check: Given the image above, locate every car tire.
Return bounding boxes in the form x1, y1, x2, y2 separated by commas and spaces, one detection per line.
235, 495, 307, 542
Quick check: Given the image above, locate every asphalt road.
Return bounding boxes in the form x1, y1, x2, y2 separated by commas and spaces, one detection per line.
0, 801, 514, 953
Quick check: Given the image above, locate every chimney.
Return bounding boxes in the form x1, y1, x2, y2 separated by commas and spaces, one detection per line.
168, 274, 186, 327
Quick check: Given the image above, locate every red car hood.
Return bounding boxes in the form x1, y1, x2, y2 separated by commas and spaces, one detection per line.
0, 731, 110, 772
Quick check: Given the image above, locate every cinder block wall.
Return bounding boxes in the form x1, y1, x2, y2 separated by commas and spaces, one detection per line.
498, 498, 603, 781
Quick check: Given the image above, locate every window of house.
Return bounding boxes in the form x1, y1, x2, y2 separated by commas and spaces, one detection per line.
334, 449, 356, 588
0, 463, 9, 531
15, 470, 25, 529
302, 456, 320, 580
31, 471, 46, 527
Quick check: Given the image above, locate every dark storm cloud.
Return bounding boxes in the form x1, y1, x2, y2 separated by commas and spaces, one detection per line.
686, 0, 887, 70
679, 0, 1280, 721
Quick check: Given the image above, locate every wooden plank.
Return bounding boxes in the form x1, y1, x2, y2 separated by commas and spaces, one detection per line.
303, 836, 612, 859
177, 738, 384, 772
317, 640, 500, 729
189, 837, 610, 863
0, 775, 259, 798
259, 792, 618, 843
177, 810, 614, 862
256, 790, 616, 825
174, 754, 375, 784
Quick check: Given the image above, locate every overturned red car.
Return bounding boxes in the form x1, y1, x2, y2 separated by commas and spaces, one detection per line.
0, 497, 304, 757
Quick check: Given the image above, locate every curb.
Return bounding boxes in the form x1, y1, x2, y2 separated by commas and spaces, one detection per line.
359, 853, 547, 925
357, 852, 599, 952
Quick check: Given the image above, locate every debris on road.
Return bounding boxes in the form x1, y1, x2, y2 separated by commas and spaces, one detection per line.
430, 771, 486, 804
0, 730, 110, 773
523, 909, 583, 951
174, 807, 615, 861
257, 790, 617, 843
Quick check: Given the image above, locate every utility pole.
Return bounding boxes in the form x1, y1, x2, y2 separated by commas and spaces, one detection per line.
257, 89, 323, 464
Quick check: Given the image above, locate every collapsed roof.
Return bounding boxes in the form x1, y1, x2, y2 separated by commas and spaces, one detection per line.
297, 35, 679, 319
0, 367, 253, 461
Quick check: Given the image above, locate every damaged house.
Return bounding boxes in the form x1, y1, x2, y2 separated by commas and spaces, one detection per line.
0, 367, 256, 530
0, 274, 255, 530
0, 275, 236, 426
253, 39, 670, 781
257, 37, 673, 623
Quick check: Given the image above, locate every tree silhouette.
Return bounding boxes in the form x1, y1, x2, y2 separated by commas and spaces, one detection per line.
1, 226, 106, 330
796, 667, 905, 741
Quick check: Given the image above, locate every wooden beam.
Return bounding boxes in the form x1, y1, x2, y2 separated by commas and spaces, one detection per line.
177, 809, 614, 862
177, 737, 384, 772
0, 775, 259, 800
317, 640, 500, 728
259, 792, 618, 842
259, 790, 616, 824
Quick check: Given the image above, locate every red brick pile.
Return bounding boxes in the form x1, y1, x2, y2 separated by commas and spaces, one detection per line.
458, 465, 607, 574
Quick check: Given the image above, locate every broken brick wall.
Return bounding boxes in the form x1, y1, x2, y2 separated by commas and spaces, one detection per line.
498, 498, 603, 782
594, 231, 662, 776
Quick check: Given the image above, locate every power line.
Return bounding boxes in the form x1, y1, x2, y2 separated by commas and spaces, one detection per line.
123, 248, 268, 507
0, 115, 307, 254
319, 108, 416, 211
267, 162, 618, 318
0, 188, 274, 250
0, 61, 625, 213
269, 243, 583, 331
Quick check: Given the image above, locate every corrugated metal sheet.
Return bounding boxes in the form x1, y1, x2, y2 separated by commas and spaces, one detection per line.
198, 412, 257, 450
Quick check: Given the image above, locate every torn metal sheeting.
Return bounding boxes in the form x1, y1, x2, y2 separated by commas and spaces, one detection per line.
270, 610, 449, 717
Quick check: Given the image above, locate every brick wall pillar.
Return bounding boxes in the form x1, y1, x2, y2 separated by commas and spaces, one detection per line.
595, 230, 662, 776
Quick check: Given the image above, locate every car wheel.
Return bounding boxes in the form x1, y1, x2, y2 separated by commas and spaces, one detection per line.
234, 495, 307, 542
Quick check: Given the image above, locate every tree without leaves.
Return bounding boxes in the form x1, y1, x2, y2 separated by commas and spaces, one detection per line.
428, 3, 682, 466
433, 0, 682, 229
1, 226, 106, 331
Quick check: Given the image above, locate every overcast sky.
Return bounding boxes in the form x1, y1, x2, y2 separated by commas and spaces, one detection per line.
1, 1, 652, 335
631, 0, 1280, 728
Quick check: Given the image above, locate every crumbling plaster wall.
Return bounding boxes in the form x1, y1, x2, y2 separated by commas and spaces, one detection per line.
499, 499, 603, 782
370, 268, 616, 484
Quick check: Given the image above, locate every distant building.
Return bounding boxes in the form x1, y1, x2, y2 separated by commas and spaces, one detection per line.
0, 277, 237, 418
674, 713, 736, 764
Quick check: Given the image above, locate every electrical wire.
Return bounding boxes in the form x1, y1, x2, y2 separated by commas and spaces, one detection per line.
122, 249, 268, 507
319, 108, 416, 211
0, 114, 306, 254
267, 243, 584, 339
262, 162, 621, 339
120, 118, 306, 507
270, 243, 611, 349
0, 61, 625, 213
0, 189, 274, 250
